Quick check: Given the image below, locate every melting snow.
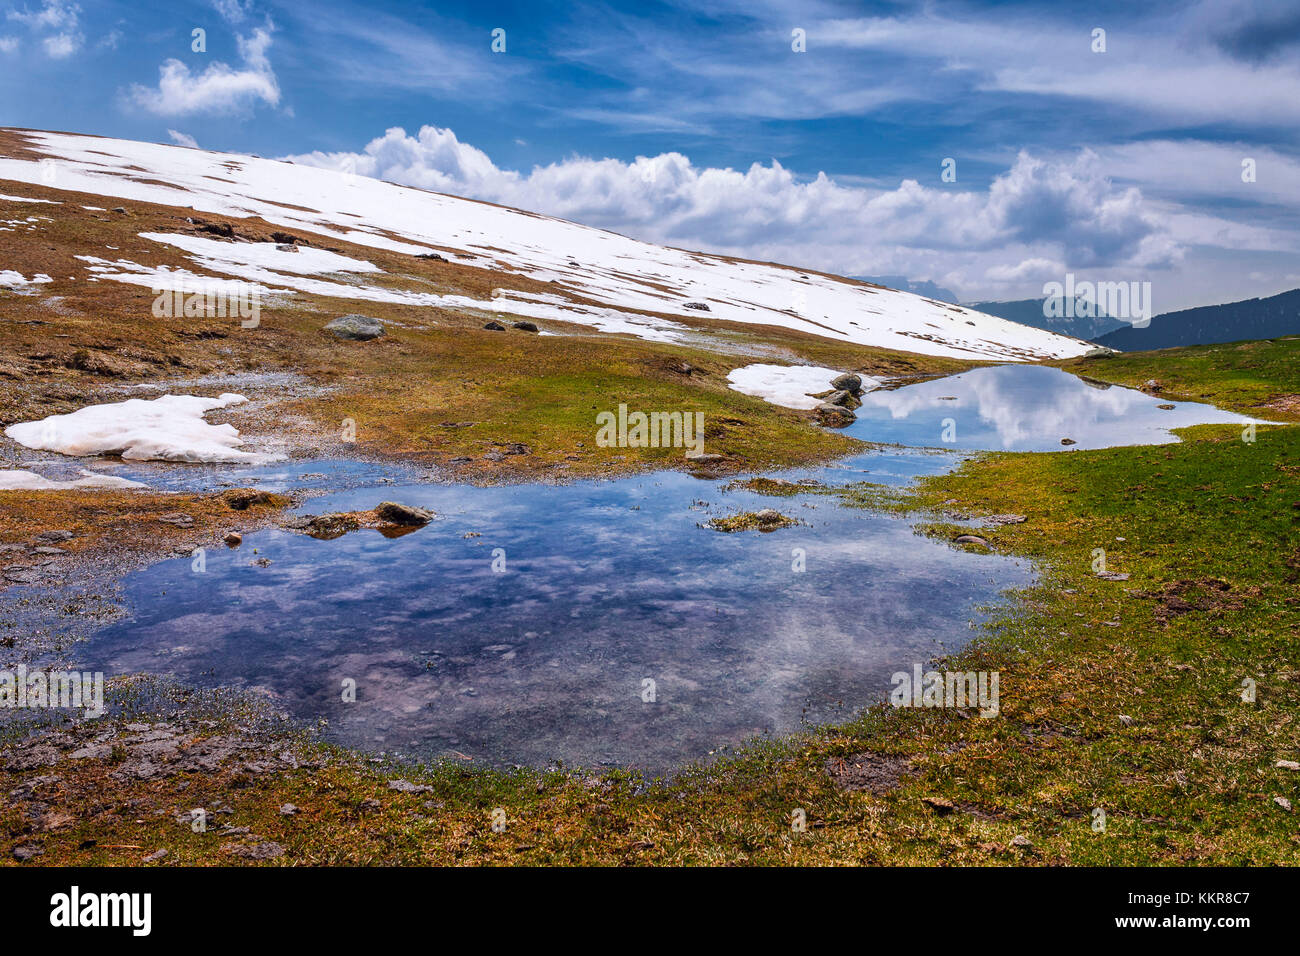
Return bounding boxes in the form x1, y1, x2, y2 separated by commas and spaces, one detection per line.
0, 469, 147, 491
0, 193, 59, 204
727, 363, 877, 409
4, 393, 283, 464
0, 130, 1093, 361
0, 270, 53, 289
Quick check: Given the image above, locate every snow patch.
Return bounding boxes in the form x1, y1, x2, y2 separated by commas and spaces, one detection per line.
0, 270, 53, 289
0, 130, 1094, 360
0, 469, 148, 491
0, 193, 59, 204
727, 363, 876, 410
4, 393, 283, 464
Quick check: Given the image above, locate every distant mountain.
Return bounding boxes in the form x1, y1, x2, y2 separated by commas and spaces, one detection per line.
1096, 289, 1300, 351
856, 275, 959, 304
966, 298, 1127, 342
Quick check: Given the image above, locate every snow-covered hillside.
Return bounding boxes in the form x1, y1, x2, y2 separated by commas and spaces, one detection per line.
0, 130, 1092, 361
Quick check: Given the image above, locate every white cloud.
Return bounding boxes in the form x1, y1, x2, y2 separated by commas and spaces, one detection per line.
41, 30, 79, 57
6, 0, 81, 58
211, 0, 252, 24
286, 125, 1198, 302
167, 129, 199, 149
128, 25, 279, 116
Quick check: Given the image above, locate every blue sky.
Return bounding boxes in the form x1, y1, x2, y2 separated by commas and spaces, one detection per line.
2, 0, 1298, 310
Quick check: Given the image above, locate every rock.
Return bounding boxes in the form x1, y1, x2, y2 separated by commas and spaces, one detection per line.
279, 803, 299, 815
983, 514, 1027, 525
374, 502, 433, 526
1060, 438, 1076, 446
683, 301, 711, 311
223, 489, 278, 510
503, 443, 531, 455
270, 232, 304, 245
482, 321, 506, 331
324, 314, 385, 341
111, 206, 127, 214
686, 453, 725, 464
223, 840, 285, 860
36, 530, 73, 542
953, 534, 990, 547
157, 513, 194, 527
1276, 760, 1300, 771
388, 779, 436, 794
275, 244, 299, 253
1118, 714, 1134, 726
922, 796, 955, 815
830, 372, 862, 393
512, 321, 539, 333
1010, 834, 1032, 849
813, 403, 855, 427
483, 451, 506, 462
1082, 346, 1116, 358
32, 546, 65, 555
1275, 796, 1293, 812
143, 849, 168, 863
1096, 571, 1130, 581
1156, 403, 1175, 410
224, 532, 242, 548
416, 252, 447, 262
825, 389, 857, 408
11, 843, 43, 861
1143, 379, 1162, 391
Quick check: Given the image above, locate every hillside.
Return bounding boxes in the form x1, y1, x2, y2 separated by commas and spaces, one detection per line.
967, 297, 1128, 342
1096, 288, 1300, 351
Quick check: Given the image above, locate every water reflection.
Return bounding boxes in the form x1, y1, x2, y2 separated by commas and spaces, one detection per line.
846, 364, 1264, 451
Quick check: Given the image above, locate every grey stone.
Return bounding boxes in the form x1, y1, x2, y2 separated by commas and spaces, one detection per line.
324, 314, 385, 341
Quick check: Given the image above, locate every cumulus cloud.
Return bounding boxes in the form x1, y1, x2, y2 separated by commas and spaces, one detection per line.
6, 0, 81, 58
128, 25, 278, 116
0, 36, 17, 53
285, 124, 1188, 299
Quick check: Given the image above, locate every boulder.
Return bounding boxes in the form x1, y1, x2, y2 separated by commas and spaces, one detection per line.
830, 372, 862, 393
324, 314, 384, 341
512, 321, 539, 333
483, 321, 506, 331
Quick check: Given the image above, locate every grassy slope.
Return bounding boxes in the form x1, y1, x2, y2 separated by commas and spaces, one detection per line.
1058, 336, 1300, 421
7, 341, 1299, 865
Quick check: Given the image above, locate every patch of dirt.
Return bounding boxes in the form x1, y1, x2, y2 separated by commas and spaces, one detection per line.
1259, 393, 1300, 416
1134, 577, 1255, 624
825, 751, 912, 794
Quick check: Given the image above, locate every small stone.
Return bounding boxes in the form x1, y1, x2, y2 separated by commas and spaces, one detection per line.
224, 532, 243, 547
953, 534, 989, 547
142, 849, 168, 863
11, 843, 43, 861
983, 514, 1027, 525
279, 803, 299, 815
275, 243, 299, 252
1118, 714, 1134, 726
512, 321, 539, 333
31, 546, 65, 555
1010, 834, 1032, 848
388, 779, 436, 794
1276, 760, 1300, 771
1156, 403, 1175, 410
1275, 796, 1293, 812
373, 502, 433, 526
1096, 571, 1130, 581
482, 321, 506, 331
922, 796, 955, 815
36, 530, 74, 542
683, 301, 711, 311
830, 372, 862, 393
